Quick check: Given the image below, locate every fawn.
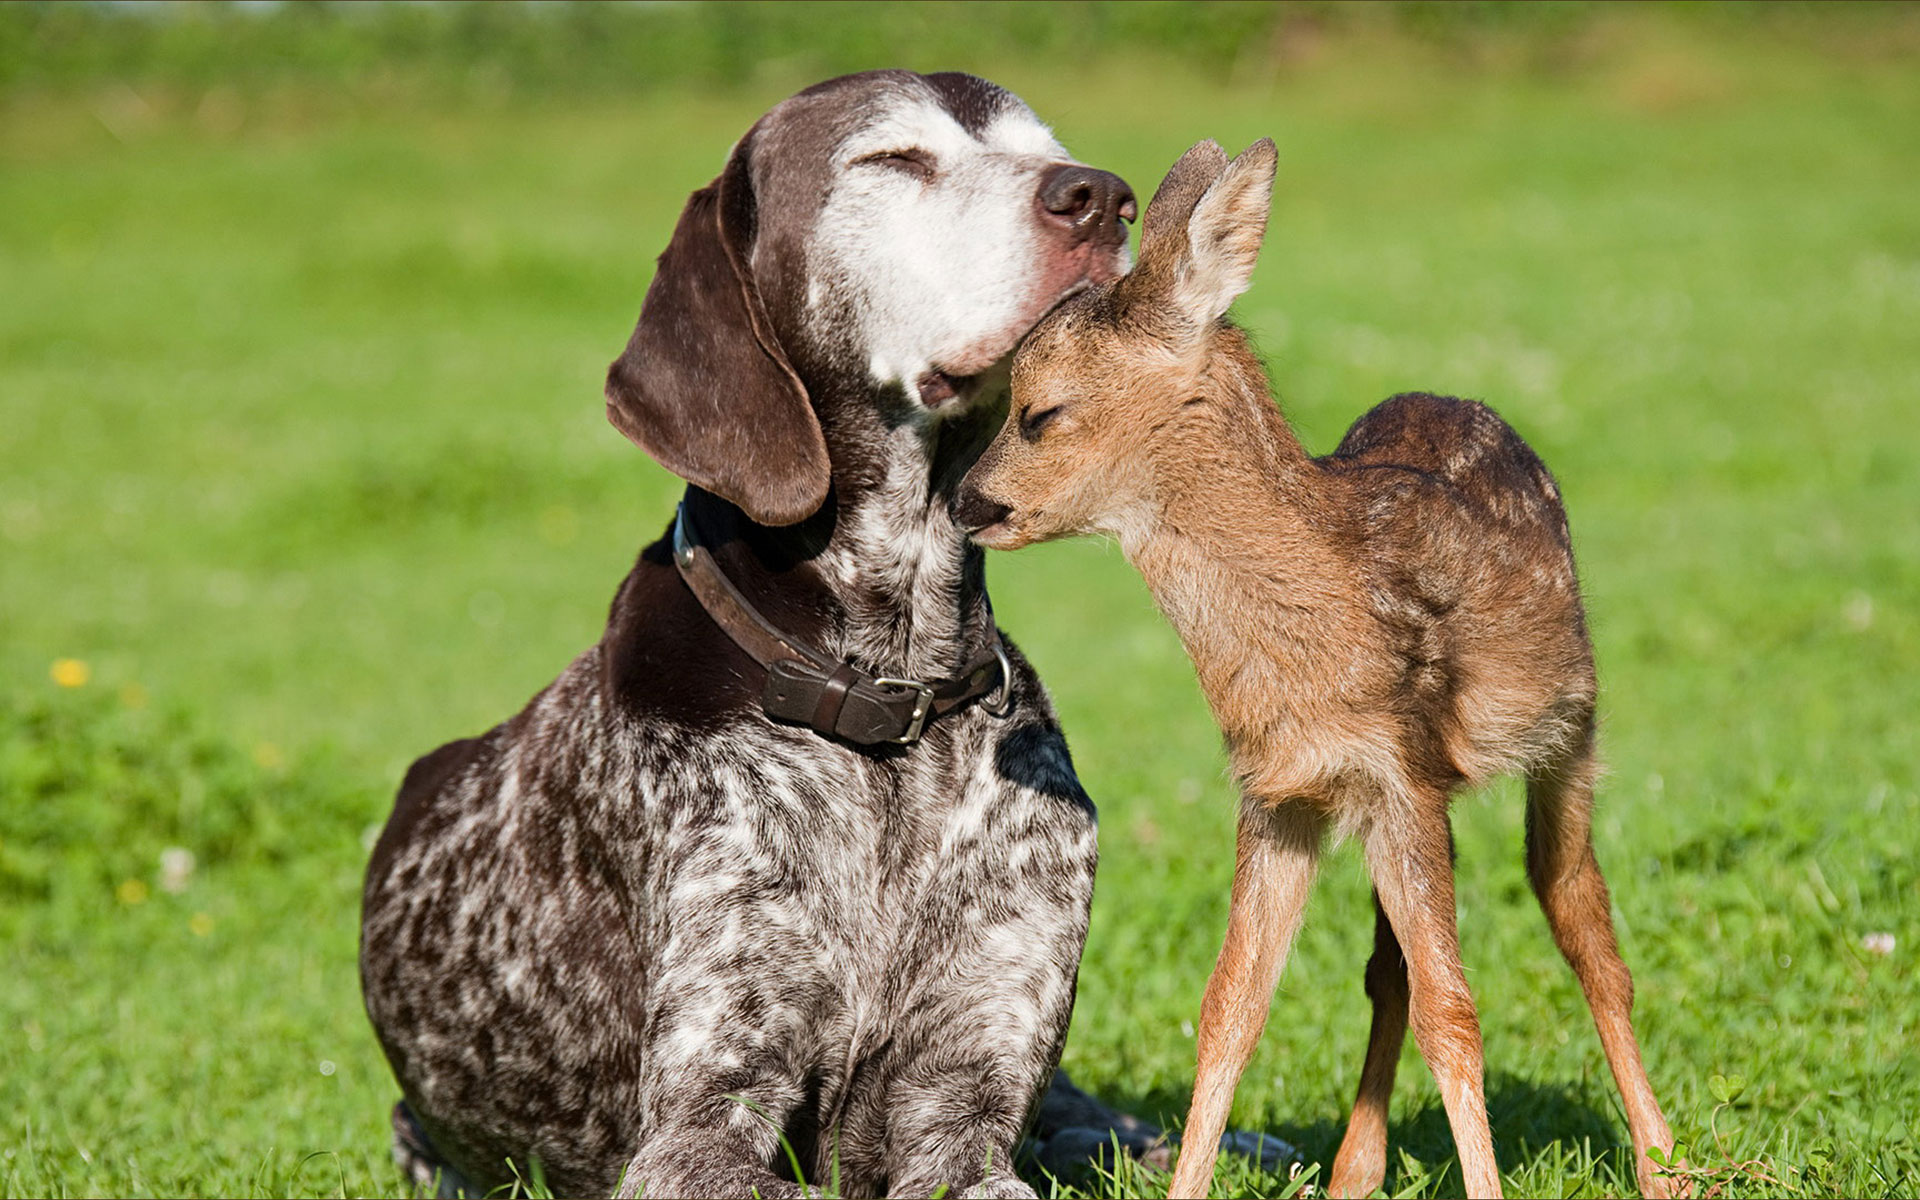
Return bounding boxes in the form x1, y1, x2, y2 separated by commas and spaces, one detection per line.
954, 140, 1681, 1199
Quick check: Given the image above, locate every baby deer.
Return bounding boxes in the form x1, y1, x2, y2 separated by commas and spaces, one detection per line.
955, 140, 1680, 1199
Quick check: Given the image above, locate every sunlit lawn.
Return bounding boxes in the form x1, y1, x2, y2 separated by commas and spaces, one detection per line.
3, 22, 1917, 1198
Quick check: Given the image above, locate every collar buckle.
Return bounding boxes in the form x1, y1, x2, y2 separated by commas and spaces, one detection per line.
672, 500, 1010, 748
873, 678, 936, 744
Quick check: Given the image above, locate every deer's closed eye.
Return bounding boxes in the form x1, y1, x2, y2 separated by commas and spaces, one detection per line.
1019, 405, 1063, 441
856, 149, 936, 181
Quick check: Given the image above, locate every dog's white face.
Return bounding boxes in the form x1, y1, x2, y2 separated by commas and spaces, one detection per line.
798, 80, 1134, 410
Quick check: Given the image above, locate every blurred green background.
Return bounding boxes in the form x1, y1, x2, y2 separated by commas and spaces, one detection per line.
2, 3, 1916, 1196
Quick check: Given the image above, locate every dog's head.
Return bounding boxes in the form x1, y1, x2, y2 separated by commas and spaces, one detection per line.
606, 70, 1135, 526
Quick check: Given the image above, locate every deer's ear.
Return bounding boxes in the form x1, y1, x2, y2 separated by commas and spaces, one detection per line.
1169, 138, 1277, 328
1126, 140, 1229, 301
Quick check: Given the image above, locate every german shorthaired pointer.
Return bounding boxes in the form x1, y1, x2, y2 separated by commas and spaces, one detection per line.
361, 70, 1150, 1198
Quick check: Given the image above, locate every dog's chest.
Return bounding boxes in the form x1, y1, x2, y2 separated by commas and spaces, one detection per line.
617, 705, 1094, 1054
635, 714, 1046, 937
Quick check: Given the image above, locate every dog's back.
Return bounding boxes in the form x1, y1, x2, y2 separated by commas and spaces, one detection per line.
363, 654, 647, 1195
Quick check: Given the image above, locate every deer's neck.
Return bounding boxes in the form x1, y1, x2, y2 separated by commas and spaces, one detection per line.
1122, 378, 1359, 754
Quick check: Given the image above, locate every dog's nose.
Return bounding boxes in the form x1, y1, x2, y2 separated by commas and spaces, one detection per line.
1038, 165, 1136, 247
952, 486, 1013, 534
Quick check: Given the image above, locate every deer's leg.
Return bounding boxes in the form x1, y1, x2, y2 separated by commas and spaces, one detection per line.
1167, 800, 1324, 1200
1365, 801, 1502, 1199
1526, 749, 1682, 1199
1327, 890, 1409, 1198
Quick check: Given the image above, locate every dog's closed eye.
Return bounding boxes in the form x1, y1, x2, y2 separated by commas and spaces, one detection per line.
856, 148, 937, 181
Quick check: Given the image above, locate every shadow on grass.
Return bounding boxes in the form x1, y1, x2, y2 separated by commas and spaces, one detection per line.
1054, 1071, 1632, 1196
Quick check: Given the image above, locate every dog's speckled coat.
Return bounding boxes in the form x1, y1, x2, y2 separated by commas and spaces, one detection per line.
360, 71, 1136, 1199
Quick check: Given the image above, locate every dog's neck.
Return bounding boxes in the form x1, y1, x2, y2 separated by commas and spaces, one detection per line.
823, 421, 992, 679
689, 383, 1001, 684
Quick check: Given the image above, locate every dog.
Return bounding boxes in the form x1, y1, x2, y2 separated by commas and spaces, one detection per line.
359, 70, 1140, 1199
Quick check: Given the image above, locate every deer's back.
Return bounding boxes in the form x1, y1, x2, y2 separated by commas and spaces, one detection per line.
1323, 393, 1566, 536
1318, 392, 1595, 782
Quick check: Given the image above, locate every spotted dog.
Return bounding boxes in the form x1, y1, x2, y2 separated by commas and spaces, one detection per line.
360, 71, 1139, 1199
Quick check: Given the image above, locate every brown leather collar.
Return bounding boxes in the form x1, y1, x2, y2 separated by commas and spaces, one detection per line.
672, 502, 1012, 746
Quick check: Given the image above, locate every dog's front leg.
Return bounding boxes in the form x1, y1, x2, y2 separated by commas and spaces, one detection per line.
865, 779, 1097, 1197
612, 969, 815, 1200
614, 1082, 809, 1200
866, 1051, 1047, 1200
838, 907, 1077, 1200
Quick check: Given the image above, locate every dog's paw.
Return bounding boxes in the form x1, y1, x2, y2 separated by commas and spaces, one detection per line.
961, 1173, 1040, 1199
389, 1100, 474, 1199
1029, 1123, 1173, 1181
1215, 1127, 1299, 1173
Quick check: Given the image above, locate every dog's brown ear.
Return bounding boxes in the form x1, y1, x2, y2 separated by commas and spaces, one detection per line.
605, 135, 831, 527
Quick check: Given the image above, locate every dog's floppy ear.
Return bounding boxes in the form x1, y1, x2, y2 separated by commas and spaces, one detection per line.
605, 133, 831, 527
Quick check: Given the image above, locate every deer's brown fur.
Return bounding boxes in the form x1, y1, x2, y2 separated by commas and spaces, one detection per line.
956, 140, 1680, 1200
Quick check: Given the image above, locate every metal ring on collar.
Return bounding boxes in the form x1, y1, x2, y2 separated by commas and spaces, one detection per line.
981, 642, 1015, 719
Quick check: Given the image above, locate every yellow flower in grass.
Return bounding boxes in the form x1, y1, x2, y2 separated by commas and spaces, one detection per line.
117, 878, 149, 906
51, 658, 90, 688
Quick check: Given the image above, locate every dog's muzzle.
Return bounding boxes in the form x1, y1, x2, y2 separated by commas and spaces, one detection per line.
1038, 164, 1137, 249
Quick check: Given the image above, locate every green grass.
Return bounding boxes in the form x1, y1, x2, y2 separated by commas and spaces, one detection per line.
4, 11, 1918, 1198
